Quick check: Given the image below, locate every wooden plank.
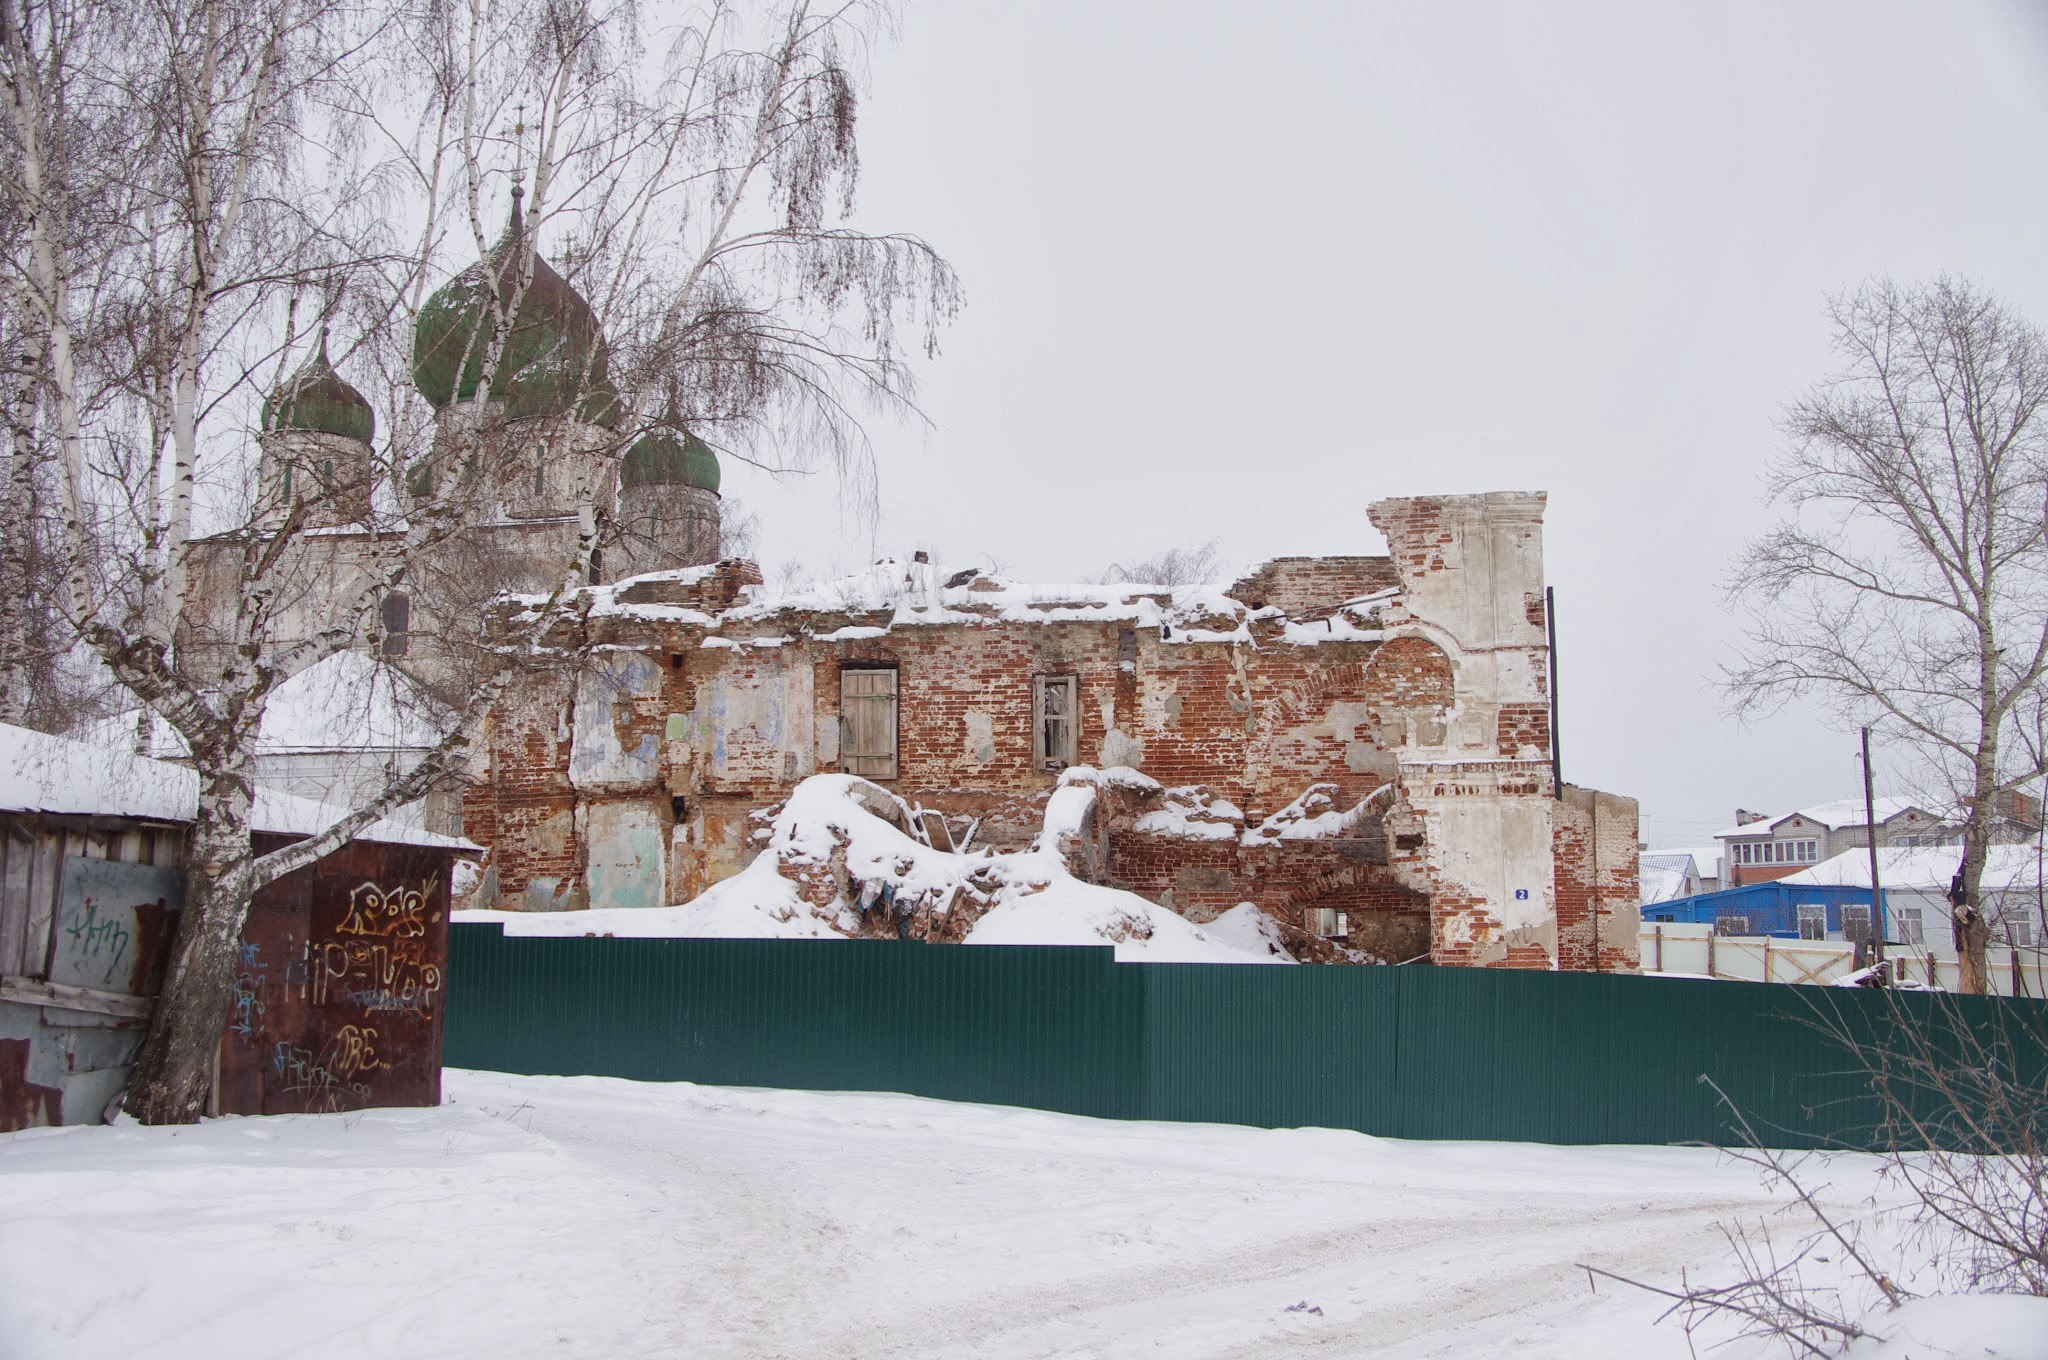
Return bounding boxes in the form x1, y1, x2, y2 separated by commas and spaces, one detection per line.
0, 831, 22, 978
839, 669, 899, 779
23, 831, 62, 979
0, 972, 155, 1021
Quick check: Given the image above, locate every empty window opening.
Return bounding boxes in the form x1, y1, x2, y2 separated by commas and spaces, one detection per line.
1034, 675, 1078, 770
840, 667, 899, 780
379, 592, 411, 658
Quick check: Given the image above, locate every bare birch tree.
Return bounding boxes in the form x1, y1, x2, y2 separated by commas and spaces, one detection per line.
1728, 278, 2048, 994
2, 0, 956, 1122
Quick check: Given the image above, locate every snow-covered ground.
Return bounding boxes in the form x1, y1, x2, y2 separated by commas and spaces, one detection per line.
6, 1070, 2036, 1359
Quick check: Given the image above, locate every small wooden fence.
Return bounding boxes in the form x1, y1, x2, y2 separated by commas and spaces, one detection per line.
1641, 922, 2048, 997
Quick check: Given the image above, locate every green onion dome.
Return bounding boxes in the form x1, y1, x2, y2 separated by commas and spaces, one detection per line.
621, 420, 720, 494
262, 344, 374, 443
411, 189, 619, 427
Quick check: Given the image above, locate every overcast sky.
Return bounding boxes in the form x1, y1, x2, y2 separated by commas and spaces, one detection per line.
726, 0, 2048, 848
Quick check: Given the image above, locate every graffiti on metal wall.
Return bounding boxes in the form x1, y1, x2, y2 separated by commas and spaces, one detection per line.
270, 1024, 387, 1112
222, 857, 450, 1117
335, 882, 428, 939
50, 858, 184, 995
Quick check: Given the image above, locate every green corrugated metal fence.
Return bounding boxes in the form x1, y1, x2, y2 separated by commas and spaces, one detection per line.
446, 924, 2046, 1148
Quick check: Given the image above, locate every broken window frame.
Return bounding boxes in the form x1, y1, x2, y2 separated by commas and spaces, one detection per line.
839, 665, 899, 781
1033, 674, 1079, 771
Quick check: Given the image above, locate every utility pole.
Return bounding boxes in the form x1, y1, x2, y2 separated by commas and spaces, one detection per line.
1861, 726, 1886, 968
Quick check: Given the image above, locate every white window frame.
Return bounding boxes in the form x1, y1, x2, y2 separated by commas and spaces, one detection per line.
1796, 904, 1827, 940
1314, 906, 1349, 938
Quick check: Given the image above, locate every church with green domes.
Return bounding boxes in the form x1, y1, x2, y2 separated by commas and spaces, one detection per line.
183, 188, 722, 693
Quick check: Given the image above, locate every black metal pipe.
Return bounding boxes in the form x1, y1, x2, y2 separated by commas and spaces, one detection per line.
1547, 586, 1561, 797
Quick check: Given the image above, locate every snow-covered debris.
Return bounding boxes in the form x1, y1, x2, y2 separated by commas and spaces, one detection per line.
1199, 903, 1299, 960
457, 770, 1293, 963
1242, 783, 1384, 844
1134, 785, 1245, 841
962, 880, 1291, 963
556, 557, 1391, 648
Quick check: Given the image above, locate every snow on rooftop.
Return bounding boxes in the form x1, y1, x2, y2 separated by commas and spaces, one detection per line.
562, 557, 1389, 648
0, 721, 474, 850
1712, 796, 1931, 839
1781, 844, 2045, 893
78, 651, 452, 759
1637, 853, 1697, 905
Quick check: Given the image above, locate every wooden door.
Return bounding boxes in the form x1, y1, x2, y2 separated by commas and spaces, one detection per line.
840, 669, 898, 780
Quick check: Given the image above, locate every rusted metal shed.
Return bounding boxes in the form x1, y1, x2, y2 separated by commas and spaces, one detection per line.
0, 722, 475, 1131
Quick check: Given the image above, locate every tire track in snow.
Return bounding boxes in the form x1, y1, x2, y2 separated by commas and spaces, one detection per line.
812, 1194, 1773, 1360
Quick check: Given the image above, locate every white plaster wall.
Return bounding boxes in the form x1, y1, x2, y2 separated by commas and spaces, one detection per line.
585, 801, 666, 910
569, 651, 664, 791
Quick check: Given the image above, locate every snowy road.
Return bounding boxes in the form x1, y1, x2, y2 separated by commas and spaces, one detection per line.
0, 1070, 1896, 1359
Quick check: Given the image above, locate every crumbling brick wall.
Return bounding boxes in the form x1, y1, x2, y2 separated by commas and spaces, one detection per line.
1553, 784, 1642, 972
1226, 556, 1400, 614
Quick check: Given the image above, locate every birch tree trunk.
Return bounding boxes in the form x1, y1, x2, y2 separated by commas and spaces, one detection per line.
121, 757, 256, 1122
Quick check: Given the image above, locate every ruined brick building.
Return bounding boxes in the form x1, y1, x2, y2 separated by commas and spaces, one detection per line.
177, 193, 1639, 970
464, 492, 1640, 970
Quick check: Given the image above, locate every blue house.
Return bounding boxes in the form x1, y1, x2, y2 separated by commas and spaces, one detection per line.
1641, 881, 1891, 941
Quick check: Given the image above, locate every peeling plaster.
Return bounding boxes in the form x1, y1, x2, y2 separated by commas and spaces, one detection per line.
1100, 728, 1144, 769
961, 710, 996, 765
569, 652, 663, 790
586, 802, 666, 910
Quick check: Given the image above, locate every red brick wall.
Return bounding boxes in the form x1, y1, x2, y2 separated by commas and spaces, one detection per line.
1553, 784, 1640, 972
1225, 556, 1400, 613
